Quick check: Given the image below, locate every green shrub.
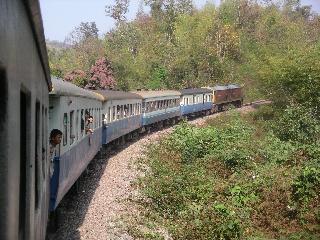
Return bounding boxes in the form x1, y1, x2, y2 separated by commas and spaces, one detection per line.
258, 133, 296, 163
272, 105, 320, 144
135, 111, 319, 239
292, 166, 320, 202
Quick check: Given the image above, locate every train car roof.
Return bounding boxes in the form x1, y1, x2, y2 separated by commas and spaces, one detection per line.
50, 78, 104, 101
180, 88, 212, 95
131, 90, 181, 99
25, 0, 51, 90
92, 90, 142, 101
206, 84, 242, 91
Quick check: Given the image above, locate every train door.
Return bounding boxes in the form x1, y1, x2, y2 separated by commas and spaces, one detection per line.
0, 65, 8, 239
19, 89, 31, 240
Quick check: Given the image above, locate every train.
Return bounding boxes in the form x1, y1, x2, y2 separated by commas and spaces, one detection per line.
0, 1, 243, 239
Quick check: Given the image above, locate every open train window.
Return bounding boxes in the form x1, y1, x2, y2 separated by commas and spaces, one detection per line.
76, 110, 79, 141
42, 106, 47, 180
70, 111, 74, 144
80, 110, 84, 136
63, 113, 68, 146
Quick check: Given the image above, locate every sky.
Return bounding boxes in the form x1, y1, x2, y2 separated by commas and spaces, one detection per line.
39, 0, 320, 42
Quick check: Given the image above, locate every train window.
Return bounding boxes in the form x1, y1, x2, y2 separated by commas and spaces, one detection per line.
63, 113, 68, 146
70, 111, 74, 144
98, 109, 100, 127
19, 90, 31, 239
81, 110, 84, 136
123, 105, 127, 118
76, 110, 79, 141
96, 109, 98, 127
116, 106, 120, 120
41, 106, 46, 180
43, 107, 48, 179
97, 109, 99, 126
120, 105, 123, 118
35, 101, 40, 209
108, 108, 110, 122
93, 109, 95, 128
97, 109, 99, 127
113, 106, 116, 120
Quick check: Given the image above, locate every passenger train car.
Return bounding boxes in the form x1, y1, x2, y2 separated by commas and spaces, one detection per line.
94, 90, 142, 144
132, 90, 181, 130
49, 78, 104, 211
0, 0, 51, 239
180, 88, 213, 117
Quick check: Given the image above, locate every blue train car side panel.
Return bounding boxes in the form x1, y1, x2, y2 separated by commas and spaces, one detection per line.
142, 107, 180, 126
181, 102, 213, 115
50, 127, 102, 210
103, 115, 141, 144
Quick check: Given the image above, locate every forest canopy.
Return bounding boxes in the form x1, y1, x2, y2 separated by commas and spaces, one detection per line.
48, 0, 320, 102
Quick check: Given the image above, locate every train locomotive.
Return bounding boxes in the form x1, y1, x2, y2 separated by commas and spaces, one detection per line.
0, 1, 244, 239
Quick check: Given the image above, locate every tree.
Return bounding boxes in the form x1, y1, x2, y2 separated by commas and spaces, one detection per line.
86, 57, 116, 89
64, 69, 87, 87
106, 0, 129, 24
66, 22, 99, 45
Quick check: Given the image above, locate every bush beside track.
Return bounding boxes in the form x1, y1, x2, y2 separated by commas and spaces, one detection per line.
131, 106, 320, 240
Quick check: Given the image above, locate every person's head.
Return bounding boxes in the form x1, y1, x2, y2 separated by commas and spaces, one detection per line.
50, 129, 62, 146
88, 116, 93, 123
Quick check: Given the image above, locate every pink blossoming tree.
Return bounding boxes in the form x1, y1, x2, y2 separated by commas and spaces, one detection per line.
64, 69, 87, 88
86, 57, 116, 89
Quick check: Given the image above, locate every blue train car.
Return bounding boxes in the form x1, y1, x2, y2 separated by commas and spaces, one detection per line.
49, 78, 104, 210
93, 90, 143, 144
132, 90, 181, 127
180, 88, 213, 116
